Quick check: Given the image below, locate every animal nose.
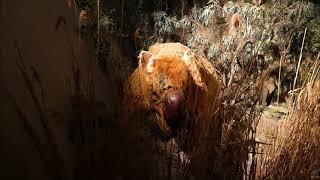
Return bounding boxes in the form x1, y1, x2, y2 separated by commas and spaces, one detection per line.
165, 90, 185, 128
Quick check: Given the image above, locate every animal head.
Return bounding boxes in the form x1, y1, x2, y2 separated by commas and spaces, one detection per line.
133, 46, 190, 140
125, 43, 221, 149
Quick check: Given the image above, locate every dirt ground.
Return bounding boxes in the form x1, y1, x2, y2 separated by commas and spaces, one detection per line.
256, 104, 288, 146
255, 103, 320, 179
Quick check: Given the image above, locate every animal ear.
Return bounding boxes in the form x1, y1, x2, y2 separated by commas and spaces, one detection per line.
138, 51, 155, 73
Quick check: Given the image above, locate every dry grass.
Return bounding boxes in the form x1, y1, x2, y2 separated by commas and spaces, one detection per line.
258, 61, 320, 179
0, 41, 67, 180
3, 1, 319, 179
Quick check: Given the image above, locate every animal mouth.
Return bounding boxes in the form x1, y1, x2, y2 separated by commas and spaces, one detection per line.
164, 90, 188, 138
148, 90, 189, 142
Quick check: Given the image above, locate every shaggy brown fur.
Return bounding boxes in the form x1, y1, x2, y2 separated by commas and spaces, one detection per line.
123, 43, 221, 151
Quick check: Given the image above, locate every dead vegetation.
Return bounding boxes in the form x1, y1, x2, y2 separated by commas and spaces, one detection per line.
105, 0, 320, 179
259, 61, 320, 179
1, 0, 320, 179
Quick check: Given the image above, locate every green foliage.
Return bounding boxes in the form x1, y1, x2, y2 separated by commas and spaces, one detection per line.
305, 20, 320, 53
99, 15, 114, 32
75, 0, 96, 10
150, 0, 320, 67
153, 12, 179, 35
244, 0, 252, 3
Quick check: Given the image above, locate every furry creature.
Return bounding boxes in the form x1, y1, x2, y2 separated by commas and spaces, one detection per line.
123, 43, 221, 151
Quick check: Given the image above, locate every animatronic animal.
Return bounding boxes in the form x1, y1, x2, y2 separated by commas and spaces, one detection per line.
257, 62, 295, 107
123, 43, 221, 151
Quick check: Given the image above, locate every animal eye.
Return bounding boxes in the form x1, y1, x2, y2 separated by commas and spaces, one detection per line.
151, 91, 161, 103
152, 91, 158, 97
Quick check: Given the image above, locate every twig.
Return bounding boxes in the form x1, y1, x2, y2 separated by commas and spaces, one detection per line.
277, 56, 282, 106
293, 28, 307, 90
120, 0, 124, 36
97, 0, 100, 57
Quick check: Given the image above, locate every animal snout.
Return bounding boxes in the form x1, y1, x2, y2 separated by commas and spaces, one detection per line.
164, 90, 186, 129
